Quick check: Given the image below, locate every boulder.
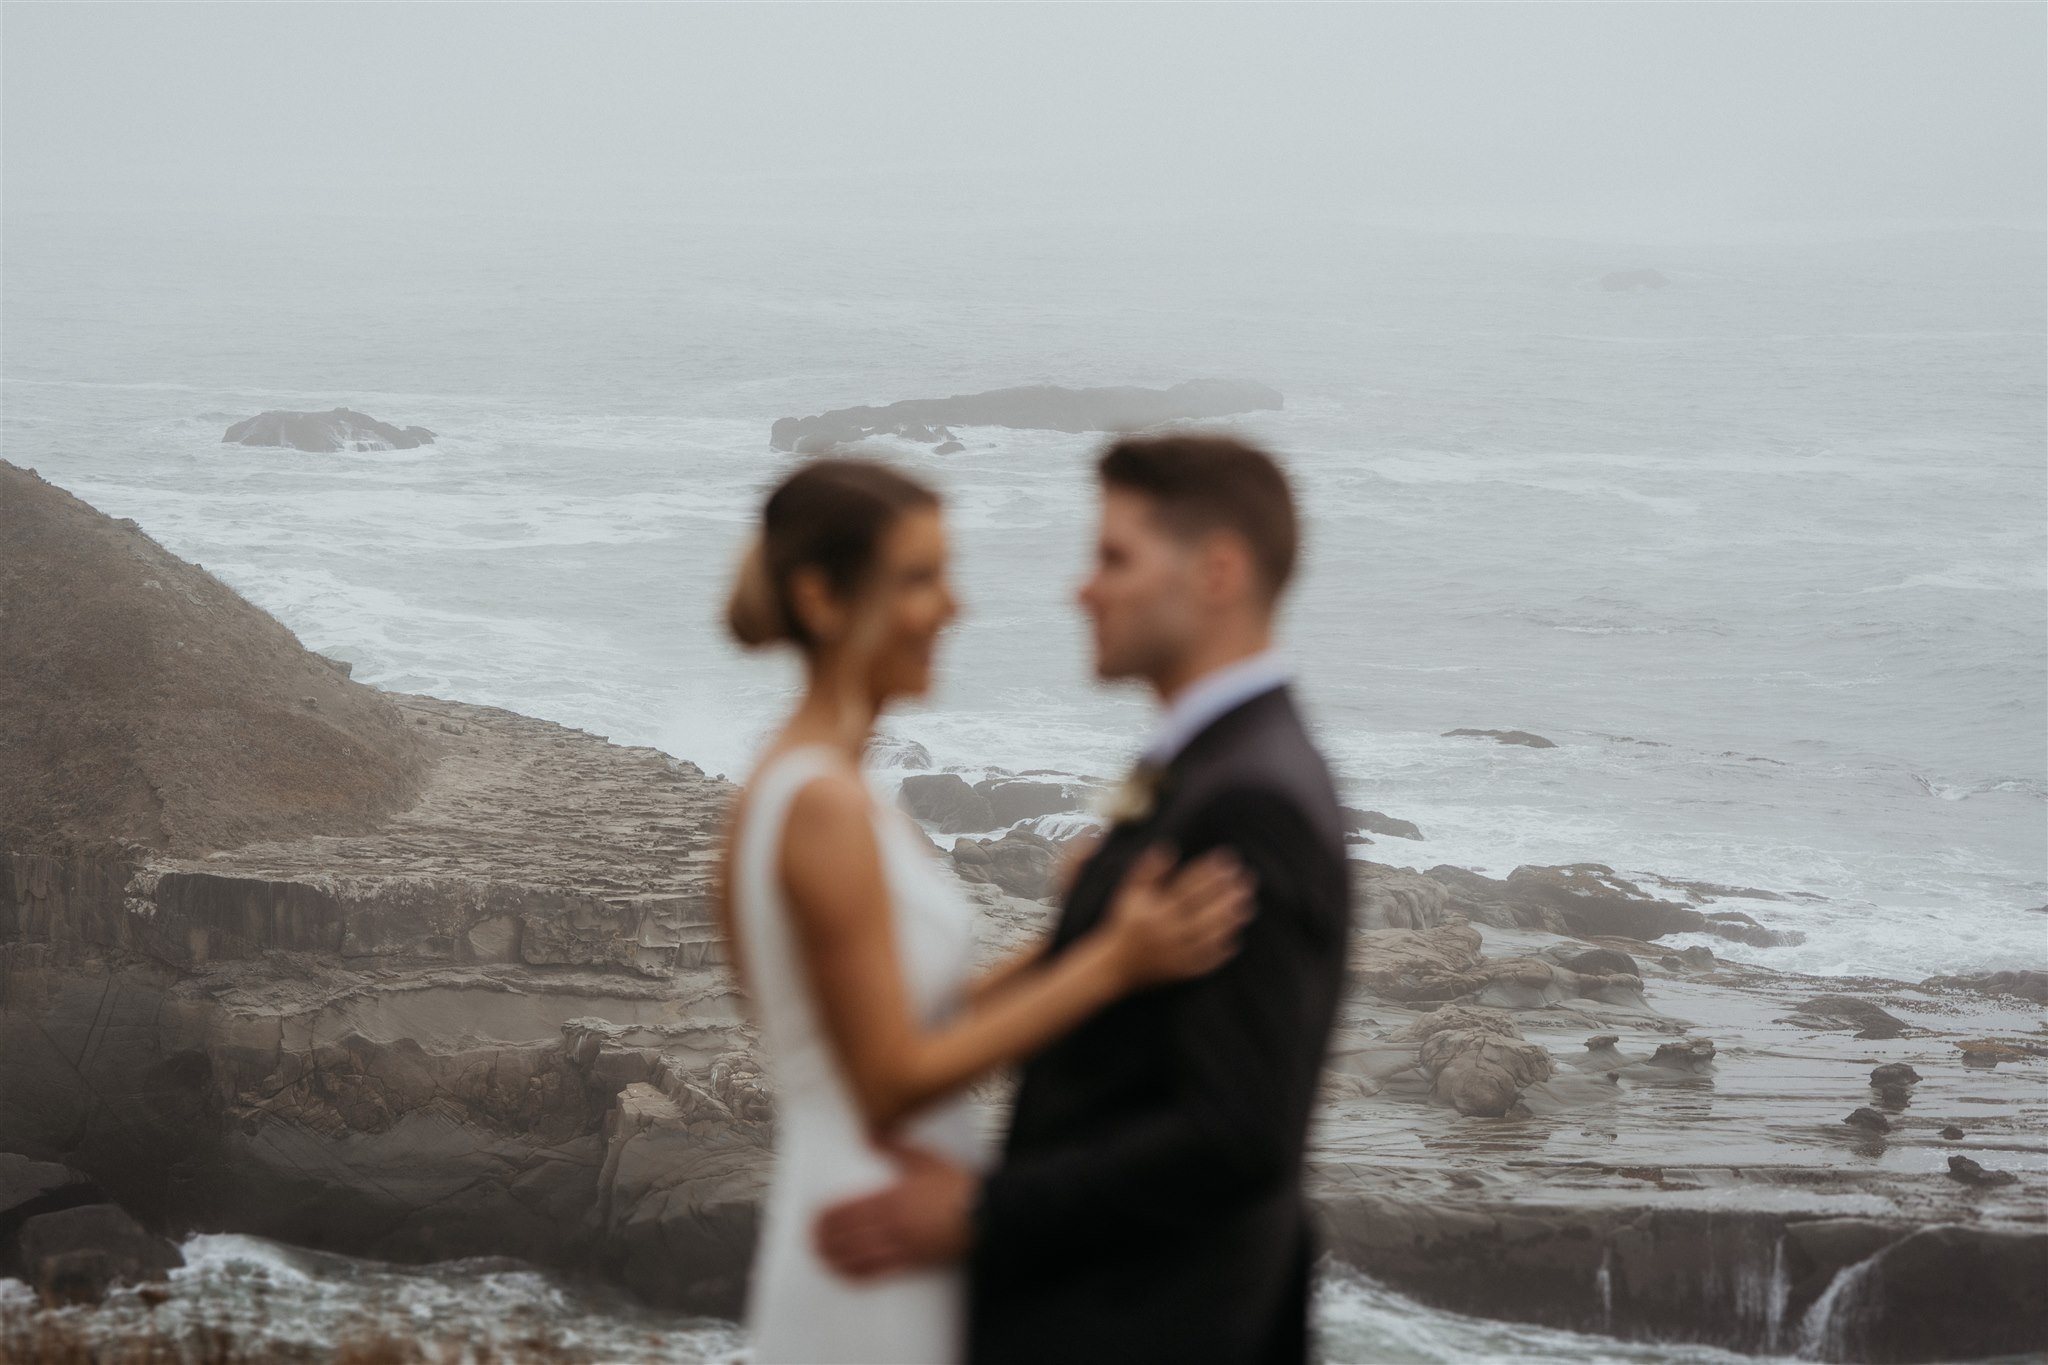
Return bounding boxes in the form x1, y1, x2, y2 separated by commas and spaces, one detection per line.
933, 441, 966, 455
223, 408, 435, 452
1845, 1106, 1891, 1132
897, 773, 995, 832
1398, 1006, 1555, 1117
951, 829, 1062, 901
14, 1202, 183, 1305
1352, 862, 1451, 931
1442, 728, 1555, 749
868, 736, 933, 770
1871, 1063, 1921, 1087
972, 778, 1086, 827
768, 379, 1283, 451
1946, 1155, 2018, 1189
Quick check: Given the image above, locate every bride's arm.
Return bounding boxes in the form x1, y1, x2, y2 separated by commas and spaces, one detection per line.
957, 826, 1102, 1008
782, 772, 1246, 1137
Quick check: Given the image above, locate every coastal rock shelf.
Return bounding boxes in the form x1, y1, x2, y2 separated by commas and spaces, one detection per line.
2, 466, 2042, 1357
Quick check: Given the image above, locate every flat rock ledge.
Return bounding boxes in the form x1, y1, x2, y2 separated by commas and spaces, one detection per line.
1, 694, 764, 1316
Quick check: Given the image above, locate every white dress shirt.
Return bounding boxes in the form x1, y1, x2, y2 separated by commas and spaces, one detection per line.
1139, 648, 1292, 767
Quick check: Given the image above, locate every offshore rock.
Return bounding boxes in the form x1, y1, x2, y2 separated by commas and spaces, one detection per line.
1397, 1006, 1554, 1117
769, 378, 1283, 452
1920, 969, 2048, 1005
223, 408, 435, 453
1442, 728, 1555, 748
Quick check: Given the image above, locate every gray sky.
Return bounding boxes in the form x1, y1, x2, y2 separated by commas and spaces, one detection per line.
5, 3, 2043, 227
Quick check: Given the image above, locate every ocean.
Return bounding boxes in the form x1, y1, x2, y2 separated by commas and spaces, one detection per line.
2, 205, 2043, 1359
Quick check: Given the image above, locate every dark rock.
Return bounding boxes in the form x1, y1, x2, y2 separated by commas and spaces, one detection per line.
1870, 1063, 1921, 1087
1702, 910, 1806, 948
1678, 945, 1717, 970
1641, 874, 1788, 904
1559, 947, 1641, 978
1947, 1155, 2018, 1188
1442, 728, 1556, 749
1342, 807, 1424, 840
933, 440, 965, 455
16, 1202, 183, 1305
949, 828, 1061, 901
1820, 1224, 2048, 1362
1844, 1106, 1891, 1132
0, 1155, 105, 1278
223, 408, 435, 453
897, 773, 995, 832
768, 378, 1284, 451
1584, 1034, 1621, 1051
1501, 865, 1706, 941
1919, 970, 2048, 1005
972, 777, 1085, 827
1941, 1125, 1966, 1139
1601, 269, 1669, 291
1783, 995, 1909, 1040
1645, 1038, 1716, 1074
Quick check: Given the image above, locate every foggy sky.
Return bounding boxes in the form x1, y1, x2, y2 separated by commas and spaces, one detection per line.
5, 3, 2044, 229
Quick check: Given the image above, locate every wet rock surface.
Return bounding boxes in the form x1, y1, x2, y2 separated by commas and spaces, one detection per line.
768, 378, 1283, 452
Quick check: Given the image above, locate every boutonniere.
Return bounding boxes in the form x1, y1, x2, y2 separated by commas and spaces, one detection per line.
1098, 761, 1166, 827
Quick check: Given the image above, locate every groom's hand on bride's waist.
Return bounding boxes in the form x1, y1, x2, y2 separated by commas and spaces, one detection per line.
814, 1139, 976, 1279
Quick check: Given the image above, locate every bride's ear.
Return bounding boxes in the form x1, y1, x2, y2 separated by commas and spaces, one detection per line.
786, 565, 848, 645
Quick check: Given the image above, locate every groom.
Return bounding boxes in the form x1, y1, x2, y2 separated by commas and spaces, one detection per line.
817, 434, 1350, 1363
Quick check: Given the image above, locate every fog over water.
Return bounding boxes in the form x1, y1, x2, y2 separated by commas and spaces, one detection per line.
4, 6, 2045, 1358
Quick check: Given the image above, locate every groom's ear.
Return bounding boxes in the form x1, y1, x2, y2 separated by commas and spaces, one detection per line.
1194, 526, 1260, 610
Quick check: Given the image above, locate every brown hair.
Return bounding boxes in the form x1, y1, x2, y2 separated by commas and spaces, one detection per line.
1098, 433, 1300, 599
725, 458, 940, 649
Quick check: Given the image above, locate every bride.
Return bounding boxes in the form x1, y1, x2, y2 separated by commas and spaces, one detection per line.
718, 458, 1252, 1365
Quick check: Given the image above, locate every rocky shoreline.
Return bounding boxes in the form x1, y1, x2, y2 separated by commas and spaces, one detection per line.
2, 465, 2043, 1361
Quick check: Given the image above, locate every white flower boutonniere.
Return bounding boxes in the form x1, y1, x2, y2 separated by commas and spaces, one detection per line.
1097, 761, 1166, 827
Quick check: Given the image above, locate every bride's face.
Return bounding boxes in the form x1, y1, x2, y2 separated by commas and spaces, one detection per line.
854, 504, 958, 703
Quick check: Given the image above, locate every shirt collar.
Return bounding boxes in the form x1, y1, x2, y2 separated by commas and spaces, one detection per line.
1140, 649, 1291, 767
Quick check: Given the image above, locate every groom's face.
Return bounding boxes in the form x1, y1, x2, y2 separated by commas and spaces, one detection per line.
1079, 487, 1202, 685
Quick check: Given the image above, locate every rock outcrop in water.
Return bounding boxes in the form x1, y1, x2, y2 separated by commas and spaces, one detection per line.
222, 408, 436, 453
768, 378, 1283, 453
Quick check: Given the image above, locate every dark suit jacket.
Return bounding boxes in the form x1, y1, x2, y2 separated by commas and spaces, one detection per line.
968, 685, 1351, 1365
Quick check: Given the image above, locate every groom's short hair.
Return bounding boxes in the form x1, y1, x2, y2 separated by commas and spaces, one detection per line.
1098, 433, 1299, 602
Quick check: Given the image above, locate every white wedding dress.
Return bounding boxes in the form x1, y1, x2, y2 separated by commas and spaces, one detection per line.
731, 745, 985, 1365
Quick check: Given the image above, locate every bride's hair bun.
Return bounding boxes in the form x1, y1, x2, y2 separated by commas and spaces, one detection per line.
725, 536, 790, 648
723, 459, 939, 652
